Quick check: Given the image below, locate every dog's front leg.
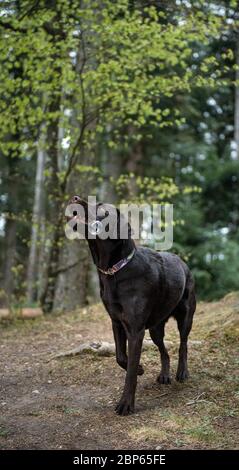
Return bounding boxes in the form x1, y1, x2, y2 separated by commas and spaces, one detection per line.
112, 320, 127, 371
115, 329, 144, 416
112, 320, 144, 376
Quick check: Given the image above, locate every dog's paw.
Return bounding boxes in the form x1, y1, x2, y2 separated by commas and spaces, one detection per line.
157, 373, 171, 384
137, 364, 144, 376
176, 369, 189, 382
115, 398, 134, 416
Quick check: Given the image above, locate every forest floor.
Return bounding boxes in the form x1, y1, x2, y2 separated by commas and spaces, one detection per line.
0, 293, 238, 450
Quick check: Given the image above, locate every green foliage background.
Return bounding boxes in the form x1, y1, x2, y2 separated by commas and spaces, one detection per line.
0, 0, 238, 308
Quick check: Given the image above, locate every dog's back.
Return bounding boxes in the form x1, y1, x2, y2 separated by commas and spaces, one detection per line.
127, 247, 193, 325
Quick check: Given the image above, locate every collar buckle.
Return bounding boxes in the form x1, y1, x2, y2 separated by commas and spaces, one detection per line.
97, 248, 135, 276
107, 267, 116, 275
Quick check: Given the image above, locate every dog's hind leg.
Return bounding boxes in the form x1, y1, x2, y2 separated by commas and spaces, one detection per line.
149, 322, 171, 384
112, 320, 144, 376
174, 287, 196, 382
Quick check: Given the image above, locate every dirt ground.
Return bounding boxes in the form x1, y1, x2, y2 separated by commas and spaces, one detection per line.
0, 293, 238, 450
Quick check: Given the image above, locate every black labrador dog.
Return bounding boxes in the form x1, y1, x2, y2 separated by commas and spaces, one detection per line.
67, 196, 196, 416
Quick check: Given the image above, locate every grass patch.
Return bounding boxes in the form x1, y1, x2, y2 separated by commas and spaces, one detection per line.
183, 421, 217, 444
0, 426, 8, 438
129, 425, 168, 443
64, 407, 81, 416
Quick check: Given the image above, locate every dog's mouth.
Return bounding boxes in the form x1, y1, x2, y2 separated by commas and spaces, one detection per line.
65, 210, 83, 224
65, 214, 80, 233
65, 196, 86, 231
66, 196, 98, 233
72, 213, 81, 231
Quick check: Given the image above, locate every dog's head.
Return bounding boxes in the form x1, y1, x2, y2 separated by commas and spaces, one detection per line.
66, 195, 131, 241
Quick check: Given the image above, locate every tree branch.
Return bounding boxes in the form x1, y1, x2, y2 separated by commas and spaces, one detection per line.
52, 259, 82, 276
60, 30, 88, 192
17, 0, 42, 22
0, 20, 26, 33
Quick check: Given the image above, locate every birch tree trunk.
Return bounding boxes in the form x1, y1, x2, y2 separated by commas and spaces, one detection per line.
234, 36, 239, 159
26, 135, 46, 304
2, 155, 19, 304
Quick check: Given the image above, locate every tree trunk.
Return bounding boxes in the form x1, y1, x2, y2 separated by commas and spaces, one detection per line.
53, 239, 90, 312
2, 156, 19, 304
26, 135, 46, 304
39, 98, 62, 313
3, 218, 17, 303
36, 216, 47, 303
234, 35, 239, 159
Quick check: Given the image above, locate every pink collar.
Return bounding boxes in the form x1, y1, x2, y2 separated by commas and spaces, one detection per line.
97, 248, 135, 276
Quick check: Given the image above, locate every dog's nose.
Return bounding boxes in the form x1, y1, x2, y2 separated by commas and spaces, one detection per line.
70, 195, 81, 204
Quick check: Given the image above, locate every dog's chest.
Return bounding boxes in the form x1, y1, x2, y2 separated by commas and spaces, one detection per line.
100, 277, 123, 319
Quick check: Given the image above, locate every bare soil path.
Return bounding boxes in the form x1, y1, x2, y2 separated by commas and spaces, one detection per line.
0, 295, 238, 449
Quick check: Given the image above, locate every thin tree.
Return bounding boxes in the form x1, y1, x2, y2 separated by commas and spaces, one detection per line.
26, 132, 46, 304
234, 33, 239, 159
